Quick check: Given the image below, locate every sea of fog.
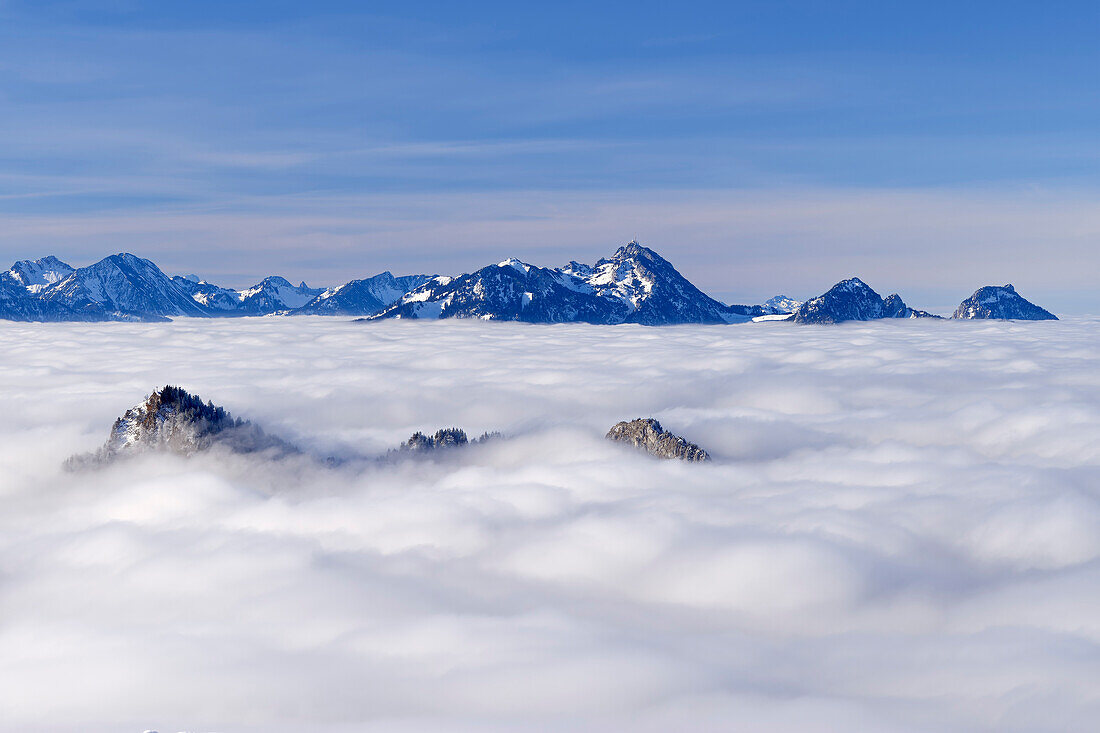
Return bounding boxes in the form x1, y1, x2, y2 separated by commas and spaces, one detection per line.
2, 316, 1099, 732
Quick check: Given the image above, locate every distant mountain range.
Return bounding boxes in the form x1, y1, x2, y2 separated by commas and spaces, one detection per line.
0, 244, 1058, 324
786, 278, 1056, 324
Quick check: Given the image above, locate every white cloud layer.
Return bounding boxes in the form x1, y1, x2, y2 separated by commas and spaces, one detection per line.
2, 316, 1099, 732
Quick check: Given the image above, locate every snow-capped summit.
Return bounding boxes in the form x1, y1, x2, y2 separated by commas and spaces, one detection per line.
40, 253, 208, 320
791, 277, 937, 324
761, 295, 802, 314
6, 255, 75, 293
582, 242, 750, 324
294, 271, 431, 316
498, 258, 532, 274
238, 276, 325, 313
952, 284, 1057, 320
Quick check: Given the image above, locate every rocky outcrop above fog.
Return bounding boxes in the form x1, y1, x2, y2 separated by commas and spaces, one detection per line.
952, 284, 1057, 320
67, 385, 294, 468
606, 418, 710, 462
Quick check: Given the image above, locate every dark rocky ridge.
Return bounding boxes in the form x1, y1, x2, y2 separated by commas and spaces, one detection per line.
791, 277, 938, 324
952, 284, 1057, 320
606, 418, 710, 462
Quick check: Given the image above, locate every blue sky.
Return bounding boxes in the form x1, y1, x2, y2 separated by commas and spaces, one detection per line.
1, 1, 1098, 312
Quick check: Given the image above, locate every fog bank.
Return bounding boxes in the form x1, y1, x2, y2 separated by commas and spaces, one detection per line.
2, 316, 1099, 732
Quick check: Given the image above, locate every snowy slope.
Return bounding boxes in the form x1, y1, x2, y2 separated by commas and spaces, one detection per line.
6, 256, 75, 294
368, 260, 626, 323
40, 253, 209, 318
761, 295, 802, 314
578, 242, 760, 324
295, 272, 431, 316
172, 276, 243, 312
238, 276, 326, 313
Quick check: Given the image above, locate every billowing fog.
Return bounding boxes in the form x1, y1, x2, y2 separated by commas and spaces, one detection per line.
2, 316, 1099, 732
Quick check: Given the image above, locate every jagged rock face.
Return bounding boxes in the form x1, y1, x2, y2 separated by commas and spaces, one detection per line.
606, 418, 710, 462
371, 260, 628, 323
791, 278, 937, 324
68, 386, 290, 468
296, 272, 431, 316
952, 284, 1057, 320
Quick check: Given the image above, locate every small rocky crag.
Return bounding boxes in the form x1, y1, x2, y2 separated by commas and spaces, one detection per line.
67, 385, 293, 468
952, 284, 1057, 320
606, 418, 710, 462
397, 428, 500, 453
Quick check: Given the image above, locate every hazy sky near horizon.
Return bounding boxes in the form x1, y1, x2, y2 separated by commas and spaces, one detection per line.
1, 1, 1098, 311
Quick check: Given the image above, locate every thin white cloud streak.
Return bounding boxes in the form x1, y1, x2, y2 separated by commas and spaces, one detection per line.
1, 316, 1099, 732
0, 187, 1096, 311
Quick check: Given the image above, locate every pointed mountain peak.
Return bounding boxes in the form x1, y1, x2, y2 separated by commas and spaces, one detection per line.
610, 240, 662, 262
834, 276, 872, 291
498, 258, 531, 273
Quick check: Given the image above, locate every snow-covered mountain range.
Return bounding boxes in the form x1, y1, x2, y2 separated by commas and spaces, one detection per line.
0, 253, 423, 322
0, 245, 1058, 324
